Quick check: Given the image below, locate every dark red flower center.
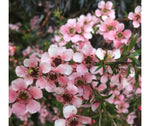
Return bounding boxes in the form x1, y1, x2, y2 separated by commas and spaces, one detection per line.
19, 90, 30, 100
84, 56, 93, 66
53, 57, 62, 67
29, 67, 40, 78
47, 72, 58, 81
62, 93, 73, 103
67, 117, 79, 126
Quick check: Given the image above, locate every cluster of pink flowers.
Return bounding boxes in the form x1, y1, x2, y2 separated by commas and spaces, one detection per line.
128, 6, 141, 28
9, 42, 16, 56
30, 16, 40, 30
9, 1, 141, 126
9, 22, 21, 31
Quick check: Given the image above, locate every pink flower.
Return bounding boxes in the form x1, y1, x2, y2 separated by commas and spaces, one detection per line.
47, 26, 53, 33
116, 101, 129, 113
9, 78, 43, 115
15, 56, 51, 85
55, 105, 91, 126
9, 42, 16, 56
95, 1, 115, 20
128, 6, 141, 28
126, 112, 136, 125
98, 18, 119, 43
30, 16, 40, 30
108, 23, 131, 48
60, 19, 84, 43
56, 87, 82, 108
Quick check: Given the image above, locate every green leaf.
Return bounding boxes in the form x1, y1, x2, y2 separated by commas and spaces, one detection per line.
105, 101, 117, 115
129, 56, 140, 66
130, 49, 141, 56
103, 51, 108, 61
128, 34, 139, 51
126, 65, 131, 78
95, 65, 102, 72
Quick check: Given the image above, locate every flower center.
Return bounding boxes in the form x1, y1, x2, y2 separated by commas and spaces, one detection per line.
135, 14, 141, 21
62, 93, 73, 103
53, 57, 62, 67
69, 28, 75, 34
67, 117, 79, 126
19, 90, 30, 100
117, 32, 123, 39
75, 77, 85, 86
84, 56, 93, 66
29, 67, 40, 78
103, 8, 108, 13
47, 72, 58, 81
107, 25, 113, 31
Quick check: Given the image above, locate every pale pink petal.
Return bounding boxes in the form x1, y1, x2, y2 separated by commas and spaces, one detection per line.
84, 32, 92, 39
12, 78, 27, 91
76, 64, 88, 75
72, 97, 82, 108
36, 77, 47, 89
99, 24, 106, 32
62, 50, 73, 61
112, 49, 121, 59
28, 87, 43, 99
101, 75, 108, 83
71, 35, 84, 43
9, 87, 16, 103
128, 12, 134, 20
23, 59, 37, 68
45, 83, 56, 92
48, 44, 58, 57
63, 105, 77, 118
116, 23, 124, 31
83, 86, 91, 100
55, 119, 66, 126
106, 1, 113, 10
15, 66, 28, 77
55, 64, 73, 75
55, 87, 64, 94
92, 102, 99, 111
12, 102, 26, 115
123, 30, 131, 38
26, 100, 41, 114
40, 62, 51, 74
82, 44, 93, 56
84, 73, 94, 83
135, 6, 141, 13
78, 115, 91, 124
58, 76, 68, 86
95, 9, 101, 17
24, 76, 33, 85
41, 52, 51, 63
98, 83, 107, 91
113, 40, 122, 48
133, 21, 140, 28
67, 84, 78, 94
96, 48, 105, 60
98, 1, 105, 9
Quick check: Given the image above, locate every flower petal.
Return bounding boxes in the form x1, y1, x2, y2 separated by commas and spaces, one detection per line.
63, 105, 77, 118
15, 66, 28, 77
26, 100, 41, 114
12, 78, 27, 91
28, 87, 43, 99
12, 102, 26, 115
55, 119, 66, 126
